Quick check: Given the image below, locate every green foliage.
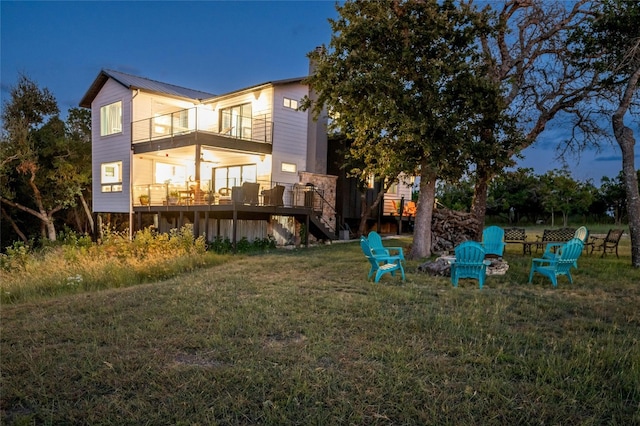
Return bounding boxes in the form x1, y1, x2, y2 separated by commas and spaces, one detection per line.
250, 235, 277, 251
304, 0, 527, 257
209, 236, 234, 254
306, 0, 501, 182
488, 168, 544, 223
208, 234, 277, 254
1, 75, 92, 245
599, 170, 632, 224
479, 167, 639, 225
436, 179, 474, 212
299, 224, 307, 245
539, 168, 595, 226
0, 241, 32, 271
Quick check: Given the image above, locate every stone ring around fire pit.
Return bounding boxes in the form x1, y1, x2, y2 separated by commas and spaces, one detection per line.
417, 256, 509, 277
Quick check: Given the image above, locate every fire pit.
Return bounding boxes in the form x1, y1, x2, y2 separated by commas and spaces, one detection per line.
417, 256, 509, 276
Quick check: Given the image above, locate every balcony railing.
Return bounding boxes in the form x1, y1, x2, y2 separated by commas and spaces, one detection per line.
131, 107, 273, 144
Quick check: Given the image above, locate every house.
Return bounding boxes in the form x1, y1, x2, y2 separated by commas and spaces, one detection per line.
79, 69, 339, 246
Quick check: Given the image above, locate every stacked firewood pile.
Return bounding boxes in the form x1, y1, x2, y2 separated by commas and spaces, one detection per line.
431, 207, 480, 254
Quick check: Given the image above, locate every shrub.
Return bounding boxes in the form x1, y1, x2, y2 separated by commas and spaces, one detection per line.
0, 225, 218, 304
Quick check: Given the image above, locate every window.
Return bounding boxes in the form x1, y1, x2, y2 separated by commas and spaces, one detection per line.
100, 101, 122, 136
155, 162, 186, 184
281, 162, 297, 173
367, 174, 375, 189
283, 97, 298, 110
213, 164, 257, 192
220, 103, 252, 139
101, 161, 122, 192
387, 182, 398, 194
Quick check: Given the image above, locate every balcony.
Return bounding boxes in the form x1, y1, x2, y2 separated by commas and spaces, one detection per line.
131, 107, 273, 145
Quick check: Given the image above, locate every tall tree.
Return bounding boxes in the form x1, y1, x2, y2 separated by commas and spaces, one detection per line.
488, 167, 544, 224
305, 0, 504, 258
64, 107, 94, 235
539, 168, 593, 227
574, 0, 640, 267
1, 75, 89, 242
600, 172, 628, 225
470, 0, 598, 234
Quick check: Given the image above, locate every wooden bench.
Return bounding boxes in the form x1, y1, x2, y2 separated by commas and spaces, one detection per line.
503, 227, 532, 254
535, 228, 576, 253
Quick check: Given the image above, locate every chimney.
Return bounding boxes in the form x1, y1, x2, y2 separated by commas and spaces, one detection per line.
309, 46, 325, 75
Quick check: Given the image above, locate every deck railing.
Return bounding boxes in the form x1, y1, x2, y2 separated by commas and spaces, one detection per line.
133, 180, 323, 210
131, 107, 273, 144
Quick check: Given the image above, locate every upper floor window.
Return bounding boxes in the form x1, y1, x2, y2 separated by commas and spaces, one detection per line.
100, 101, 122, 136
101, 161, 122, 192
283, 97, 298, 110
220, 103, 252, 140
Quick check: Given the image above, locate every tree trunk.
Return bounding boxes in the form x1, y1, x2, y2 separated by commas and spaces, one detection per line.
471, 168, 489, 240
79, 192, 95, 235
1, 207, 28, 243
612, 66, 640, 268
357, 192, 369, 237
357, 188, 385, 237
410, 163, 437, 259
44, 216, 57, 241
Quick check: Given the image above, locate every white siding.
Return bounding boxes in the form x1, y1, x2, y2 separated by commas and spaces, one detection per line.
271, 83, 309, 184
132, 92, 195, 122
92, 79, 132, 213
382, 174, 417, 215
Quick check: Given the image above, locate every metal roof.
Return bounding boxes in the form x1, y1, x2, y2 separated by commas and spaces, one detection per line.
203, 76, 307, 102
80, 70, 308, 108
79, 69, 217, 108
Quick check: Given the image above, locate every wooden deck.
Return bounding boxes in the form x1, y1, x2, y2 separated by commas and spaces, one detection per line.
133, 201, 335, 246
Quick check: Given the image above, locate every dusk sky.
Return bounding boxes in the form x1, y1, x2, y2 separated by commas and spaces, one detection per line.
1, 1, 630, 184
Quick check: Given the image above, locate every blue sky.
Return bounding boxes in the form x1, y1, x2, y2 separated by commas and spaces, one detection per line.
1, 0, 629, 184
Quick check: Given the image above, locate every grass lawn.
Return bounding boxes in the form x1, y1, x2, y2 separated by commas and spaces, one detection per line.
2, 234, 639, 425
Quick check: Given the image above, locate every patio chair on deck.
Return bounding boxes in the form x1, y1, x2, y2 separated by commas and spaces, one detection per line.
189, 184, 206, 204
451, 241, 490, 289
263, 184, 285, 206
528, 238, 584, 287
241, 182, 260, 205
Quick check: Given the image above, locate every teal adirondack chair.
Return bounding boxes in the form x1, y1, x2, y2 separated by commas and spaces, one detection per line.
360, 237, 405, 283
482, 226, 506, 258
543, 226, 589, 267
451, 241, 490, 289
367, 231, 405, 260
528, 238, 584, 287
